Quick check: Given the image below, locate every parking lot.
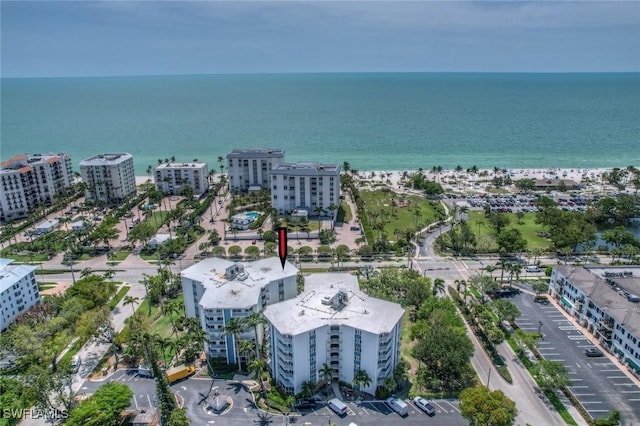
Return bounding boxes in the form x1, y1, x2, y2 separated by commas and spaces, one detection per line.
294, 398, 465, 426
512, 293, 640, 424
79, 370, 467, 426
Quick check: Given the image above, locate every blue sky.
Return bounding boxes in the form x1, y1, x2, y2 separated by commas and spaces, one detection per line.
2, 1, 639, 77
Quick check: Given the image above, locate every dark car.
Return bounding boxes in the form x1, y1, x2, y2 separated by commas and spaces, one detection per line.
584, 347, 604, 357
294, 398, 317, 409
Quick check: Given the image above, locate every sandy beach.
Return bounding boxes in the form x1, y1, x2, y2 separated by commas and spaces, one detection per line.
137, 166, 617, 193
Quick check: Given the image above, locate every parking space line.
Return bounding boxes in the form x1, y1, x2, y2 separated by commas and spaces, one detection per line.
548, 359, 566, 362
570, 385, 588, 388
430, 401, 448, 413
147, 395, 152, 407
571, 393, 596, 396
629, 399, 640, 402
621, 390, 640, 393
133, 395, 139, 409
444, 401, 461, 413
606, 376, 628, 379
580, 401, 604, 404
614, 383, 636, 386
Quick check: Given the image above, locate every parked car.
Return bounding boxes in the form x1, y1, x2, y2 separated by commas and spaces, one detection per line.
584, 347, 604, 357
413, 396, 436, 416
293, 398, 317, 409
386, 397, 408, 416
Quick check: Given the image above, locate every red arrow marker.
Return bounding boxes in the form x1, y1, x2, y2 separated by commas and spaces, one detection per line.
278, 227, 288, 270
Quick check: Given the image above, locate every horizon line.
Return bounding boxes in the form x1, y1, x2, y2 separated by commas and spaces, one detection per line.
3, 70, 640, 80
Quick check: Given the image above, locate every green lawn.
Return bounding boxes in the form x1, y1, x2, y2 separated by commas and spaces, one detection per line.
108, 285, 130, 310
468, 211, 551, 251
146, 211, 169, 233
359, 190, 439, 237
111, 250, 131, 261
337, 201, 353, 223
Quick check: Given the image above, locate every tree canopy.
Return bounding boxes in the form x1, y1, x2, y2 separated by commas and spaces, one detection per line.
460, 385, 517, 426
65, 382, 133, 426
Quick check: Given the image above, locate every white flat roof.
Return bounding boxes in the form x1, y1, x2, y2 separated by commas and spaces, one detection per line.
264, 273, 404, 336
0, 259, 36, 294
80, 153, 132, 166
181, 257, 298, 310
271, 162, 340, 176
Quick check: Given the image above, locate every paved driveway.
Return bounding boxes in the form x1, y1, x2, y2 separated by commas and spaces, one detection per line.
79, 371, 467, 426
511, 293, 640, 425
294, 398, 466, 426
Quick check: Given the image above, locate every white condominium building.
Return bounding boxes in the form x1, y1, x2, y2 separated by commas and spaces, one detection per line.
0, 259, 39, 333
227, 148, 285, 192
154, 162, 209, 196
263, 273, 404, 395
79, 153, 136, 204
270, 162, 341, 216
0, 153, 74, 222
550, 266, 640, 377
181, 257, 298, 366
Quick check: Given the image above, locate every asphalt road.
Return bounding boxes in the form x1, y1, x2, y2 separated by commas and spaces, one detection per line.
511, 291, 640, 425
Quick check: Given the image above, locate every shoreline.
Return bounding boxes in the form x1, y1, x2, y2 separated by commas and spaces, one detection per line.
136, 166, 616, 187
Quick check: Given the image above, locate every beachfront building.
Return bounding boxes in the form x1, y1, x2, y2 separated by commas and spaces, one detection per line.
550, 266, 640, 377
154, 162, 209, 196
0, 153, 74, 223
270, 162, 341, 216
263, 273, 404, 395
230, 211, 261, 230
0, 259, 39, 333
181, 258, 298, 366
79, 153, 136, 205
226, 148, 285, 192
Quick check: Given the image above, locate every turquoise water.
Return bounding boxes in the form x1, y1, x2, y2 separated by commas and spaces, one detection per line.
246, 212, 260, 219
2, 73, 639, 174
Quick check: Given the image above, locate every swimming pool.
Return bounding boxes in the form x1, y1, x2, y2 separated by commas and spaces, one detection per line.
246, 211, 260, 219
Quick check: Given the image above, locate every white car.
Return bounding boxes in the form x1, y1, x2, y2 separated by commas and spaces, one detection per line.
413, 396, 436, 415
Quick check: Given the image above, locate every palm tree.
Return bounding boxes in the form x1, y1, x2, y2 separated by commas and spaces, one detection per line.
248, 358, 268, 394
239, 340, 256, 366
319, 362, 333, 385
123, 295, 140, 315
221, 317, 245, 372
162, 299, 183, 336
80, 267, 93, 278
244, 311, 267, 359
353, 369, 372, 393
432, 278, 446, 297
217, 156, 225, 176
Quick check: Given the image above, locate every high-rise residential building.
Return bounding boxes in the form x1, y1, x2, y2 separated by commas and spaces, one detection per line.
0, 259, 39, 333
0, 153, 74, 222
263, 273, 404, 395
550, 265, 640, 377
226, 148, 285, 192
154, 162, 209, 196
79, 153, 136, 204
270, 162, 341, 216
181, 258, 298, 366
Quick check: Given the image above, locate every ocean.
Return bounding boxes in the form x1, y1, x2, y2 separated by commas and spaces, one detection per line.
1, 73, 639, 174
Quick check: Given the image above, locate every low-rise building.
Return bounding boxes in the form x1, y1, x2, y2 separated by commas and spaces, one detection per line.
550, 266, 640, 377
0, 153, 74, 222
227, 148, 285, 192
181, 258, 298, 366
79, 153, 136, 205
147, 233, 171, 249
0, 259, 39, 333
154, 162, 209, 196
34, 218, 60, 235
270, 162, 341, 216
263, 273, 404, 394
230, 211, 260, 230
